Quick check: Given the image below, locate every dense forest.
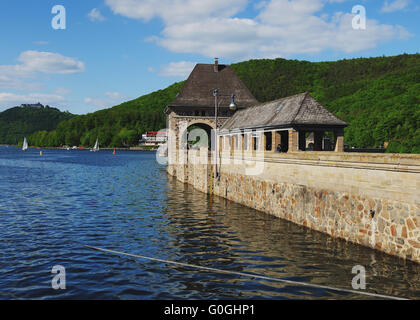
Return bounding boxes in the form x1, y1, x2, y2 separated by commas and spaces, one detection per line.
17, 54, 420, 153
0, 106, 74, 145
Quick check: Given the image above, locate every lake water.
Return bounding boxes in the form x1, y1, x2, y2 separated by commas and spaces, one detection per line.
0, 146, 419, 300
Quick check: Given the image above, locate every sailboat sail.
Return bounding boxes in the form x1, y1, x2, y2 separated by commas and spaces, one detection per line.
92, 138, 99, 152
22, 137, 28, 151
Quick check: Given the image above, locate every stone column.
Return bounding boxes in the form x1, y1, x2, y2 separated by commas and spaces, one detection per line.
288, 129, 299, 152
334, 128, 345, 152
170, 132, 177, 165
258, 131, 265, 152
236, 134, 244, 158
167, 114, 177, 169
230, 135, 235, 157
240, 134, 245, 152
247, 133, 252, 152
224, 136, 229, 154
272, 131, 281, 152
176, 121, 189, 182
263, 133, 267, 152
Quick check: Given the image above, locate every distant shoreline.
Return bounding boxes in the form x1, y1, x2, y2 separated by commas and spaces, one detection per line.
1, 145, 159, 151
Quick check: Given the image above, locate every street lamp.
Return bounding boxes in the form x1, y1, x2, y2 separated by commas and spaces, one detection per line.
229, 94, 237, 111
213, 88, 237, 181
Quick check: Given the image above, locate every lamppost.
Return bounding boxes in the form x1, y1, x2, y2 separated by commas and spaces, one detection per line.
213, 88, 237, 181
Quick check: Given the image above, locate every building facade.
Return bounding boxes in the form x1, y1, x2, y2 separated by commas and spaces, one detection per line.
219, 92, 347, 154
165, 59, 259, 173
166, 59, 348, 175
140, 131, 167, 145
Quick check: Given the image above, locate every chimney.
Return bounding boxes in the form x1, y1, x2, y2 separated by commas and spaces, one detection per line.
214, 58, 219, 72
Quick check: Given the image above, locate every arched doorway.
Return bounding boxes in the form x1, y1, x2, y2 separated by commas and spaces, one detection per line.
180, 123, 215, 151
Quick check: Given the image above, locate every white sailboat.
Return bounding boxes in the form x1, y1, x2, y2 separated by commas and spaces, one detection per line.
22, 137, 28, 151
91, 138, 99, 152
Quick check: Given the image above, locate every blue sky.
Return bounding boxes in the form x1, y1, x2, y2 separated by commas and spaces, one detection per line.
0, 0, 418, 114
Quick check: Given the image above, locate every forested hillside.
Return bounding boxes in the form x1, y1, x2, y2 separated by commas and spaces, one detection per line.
0, 106, 74, 145
29, 82, 183, 148
231, 53, 420, 153
26, 53, 419, 153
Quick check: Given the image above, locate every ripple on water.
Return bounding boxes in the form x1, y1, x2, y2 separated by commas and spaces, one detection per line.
1, 147, 420, 299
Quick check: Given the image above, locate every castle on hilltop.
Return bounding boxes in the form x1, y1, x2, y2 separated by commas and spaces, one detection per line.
20, 102, 44, 109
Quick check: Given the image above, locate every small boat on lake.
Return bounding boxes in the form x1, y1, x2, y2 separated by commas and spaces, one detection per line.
91, 138, 99, 152
22, 137, 28, 151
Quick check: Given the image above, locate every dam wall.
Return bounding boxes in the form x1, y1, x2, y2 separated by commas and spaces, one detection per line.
168, 149, 420, 263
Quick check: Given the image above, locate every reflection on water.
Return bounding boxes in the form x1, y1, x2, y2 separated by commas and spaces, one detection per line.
0, 146, 419, 300
164, 178, 420, 299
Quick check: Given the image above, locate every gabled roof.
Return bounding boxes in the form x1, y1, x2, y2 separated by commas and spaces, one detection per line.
168, 64, 258, 109
221, 92, 348, 131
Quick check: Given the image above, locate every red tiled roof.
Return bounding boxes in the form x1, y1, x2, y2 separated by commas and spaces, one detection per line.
146, 131, 167, 137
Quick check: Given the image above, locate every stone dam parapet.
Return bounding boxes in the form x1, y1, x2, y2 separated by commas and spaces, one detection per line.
168, 149, 420, 263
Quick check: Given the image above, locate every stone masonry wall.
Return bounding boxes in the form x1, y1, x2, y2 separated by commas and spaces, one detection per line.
167, 150, 420, 263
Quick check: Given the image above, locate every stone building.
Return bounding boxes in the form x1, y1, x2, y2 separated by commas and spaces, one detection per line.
165, 59, 348, 172
20, 102, 44, 108
220, 92, 347, 153
165, 59, 258, 169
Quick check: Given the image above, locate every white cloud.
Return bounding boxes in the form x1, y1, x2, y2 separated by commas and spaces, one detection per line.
0, 71, 40, 91
381, 0, 410, 13
0, 51, 85, 91
0, 92, 66, 109
106, 0, 413, 60
105, 0, 247, 24
159, 61, 196, 77
17, 51, 85, 74
157, 18, 260, 59
258, 0, 325, 25
88, 8, 106, 22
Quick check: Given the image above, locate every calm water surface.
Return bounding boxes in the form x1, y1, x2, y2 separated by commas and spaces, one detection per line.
0, 146, 419, 300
